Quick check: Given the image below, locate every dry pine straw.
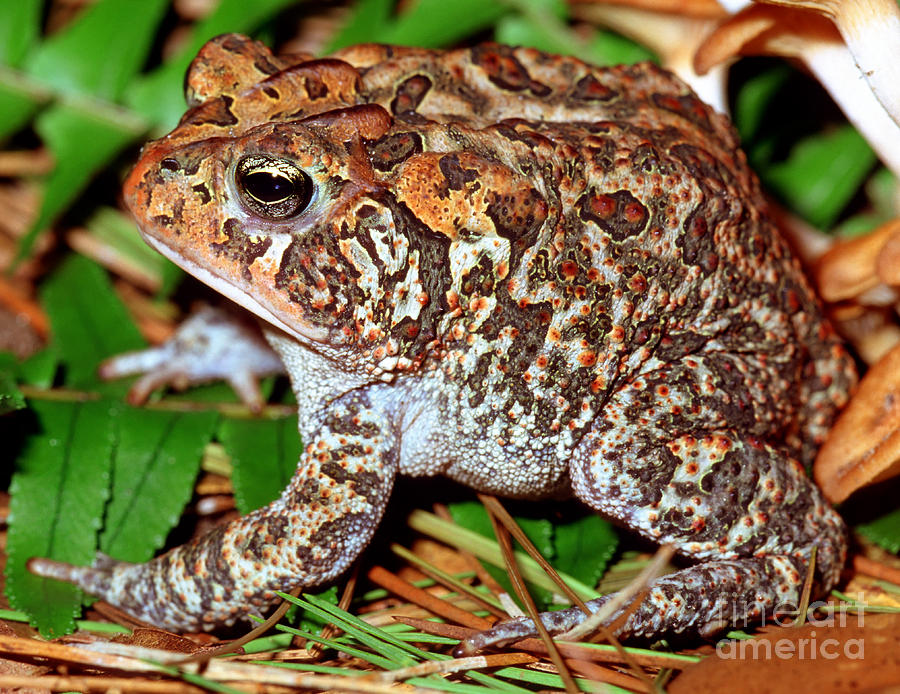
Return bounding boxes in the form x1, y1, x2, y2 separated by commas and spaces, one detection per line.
2, 494, 900, 692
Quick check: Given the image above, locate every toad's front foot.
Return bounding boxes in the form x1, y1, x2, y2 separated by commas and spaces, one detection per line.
99, 306, 283, 411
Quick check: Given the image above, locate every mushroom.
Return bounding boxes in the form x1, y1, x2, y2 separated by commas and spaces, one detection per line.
815, 339, 900, 503
815, 219, 900, 303
694, 1, 900, 176
760, 0, 900, 128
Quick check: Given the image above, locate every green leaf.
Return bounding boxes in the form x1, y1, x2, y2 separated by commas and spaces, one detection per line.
733, 63, 792, 146
449, 500, 554, 556
219, 416, 301, 515
23, 0, 169, 102
0, 353, 25, 415
0, 0, 42, 67
18, 98, 146, 261
448, 499, 555, 608
493, 16, 652, 67
762, 124, 877, 230
551, 512, 617, 590
0, 68, 50, 141
5, 398, 116, 637
493, 14, 575, 56
835, 167, 899, 238
376, 0, 511, 47
857, 506, 900, 554
0, 381, 24, 416
40, 254, 145, 389
18, 347, 58, 389
126, 0, 301, 129
326, 0, 394, 51
588, 29, 656, 66
99, 407, 219, 562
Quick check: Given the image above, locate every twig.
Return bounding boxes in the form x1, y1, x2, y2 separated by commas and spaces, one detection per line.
482, 498, 580, 694
366, 565, 495, 630
0, 675, 204, 693
175, 586, 302, 664
434, 503, 507, 598
478, 494, 590, 614
370, 652, 536, 682
393, 616, 700, 669
565, 659, 652, 693
481, 494, 659, 692
854, 554, 900, 586
0, 275, 48, 337
390, 543, 508, 617
562, 544, 674, 641
793, 546, 817, 627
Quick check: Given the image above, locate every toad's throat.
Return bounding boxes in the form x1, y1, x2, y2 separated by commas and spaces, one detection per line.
140, 231, 330, 345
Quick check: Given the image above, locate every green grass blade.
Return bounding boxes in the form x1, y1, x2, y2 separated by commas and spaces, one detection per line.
275, 624, 398, 669
252, 660, 369, 675
406, 677, 534, 694
286, 594, 421, 665
462, 670, 534, 692
299, 592, 431, 660
416, 509, 600, 600
489, 667, 615, 693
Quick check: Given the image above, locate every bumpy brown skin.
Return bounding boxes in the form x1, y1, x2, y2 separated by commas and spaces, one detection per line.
30, 35, 855, 647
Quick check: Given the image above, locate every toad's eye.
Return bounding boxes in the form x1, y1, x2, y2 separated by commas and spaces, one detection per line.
236, 156, 313, 219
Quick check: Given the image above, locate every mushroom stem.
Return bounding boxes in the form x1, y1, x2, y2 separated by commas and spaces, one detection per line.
695, 4, 900, 177
802, 38, 900, 177
762, 0, 900, 127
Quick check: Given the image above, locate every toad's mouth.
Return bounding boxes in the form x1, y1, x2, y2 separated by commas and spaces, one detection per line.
141, 231, 330, 345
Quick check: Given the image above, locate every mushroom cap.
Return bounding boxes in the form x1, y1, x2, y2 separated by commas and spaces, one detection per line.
815, 340, 900, 503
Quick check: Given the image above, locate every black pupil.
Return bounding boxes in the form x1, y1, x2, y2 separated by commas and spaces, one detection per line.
244, 170, 294, 203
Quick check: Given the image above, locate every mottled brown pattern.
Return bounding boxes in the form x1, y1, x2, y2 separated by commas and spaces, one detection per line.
32, 35, 855, 648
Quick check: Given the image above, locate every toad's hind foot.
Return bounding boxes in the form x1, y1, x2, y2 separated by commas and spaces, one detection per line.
456, 553, 835, 654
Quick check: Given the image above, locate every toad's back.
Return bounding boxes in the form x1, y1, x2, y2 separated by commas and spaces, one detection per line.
328, 43, 853, 467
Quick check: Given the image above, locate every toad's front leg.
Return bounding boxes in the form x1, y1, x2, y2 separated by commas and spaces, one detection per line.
29, 393, 399, 632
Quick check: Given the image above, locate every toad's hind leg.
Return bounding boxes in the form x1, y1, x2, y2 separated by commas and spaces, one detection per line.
459, 354, 847, 652
29, 392, 399, 632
